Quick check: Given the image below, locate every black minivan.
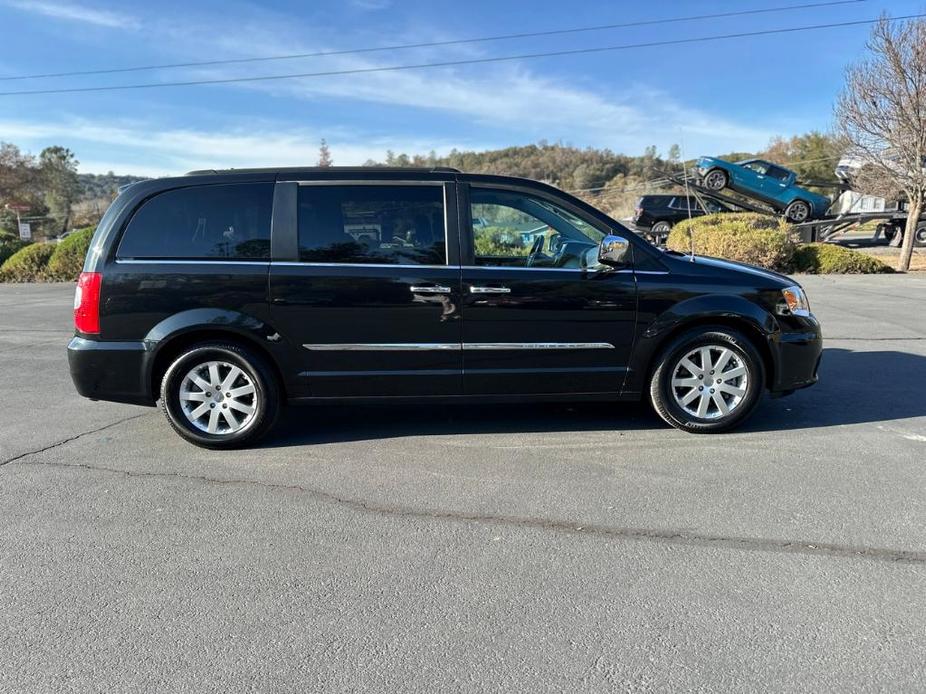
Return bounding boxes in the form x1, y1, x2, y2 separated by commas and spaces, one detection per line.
69, 167, 822, 448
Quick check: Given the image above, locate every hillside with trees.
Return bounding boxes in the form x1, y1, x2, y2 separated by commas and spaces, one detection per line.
1, 132, 841, 238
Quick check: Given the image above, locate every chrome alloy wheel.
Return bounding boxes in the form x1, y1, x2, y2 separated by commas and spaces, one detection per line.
179, 360, 257, 434
704, 170, 726, 190
671, 345, 749, 420
788, 201, 810, 222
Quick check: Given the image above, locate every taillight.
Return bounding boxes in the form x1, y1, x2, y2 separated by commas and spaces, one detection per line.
74, 271, 102, 334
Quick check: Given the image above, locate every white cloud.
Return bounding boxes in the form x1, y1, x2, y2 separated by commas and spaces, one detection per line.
0, 118, 479, 175
154, 15, 776, 156
3, 0, 137, 28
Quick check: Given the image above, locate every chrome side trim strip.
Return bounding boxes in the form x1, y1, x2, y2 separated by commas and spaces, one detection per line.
463, 342, 615, 350
302, 342, 614, 351
303, 343, 460, 351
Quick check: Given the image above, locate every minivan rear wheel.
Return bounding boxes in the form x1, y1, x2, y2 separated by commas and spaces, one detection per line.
160, 341, 280, 449
649, 328, 764, 433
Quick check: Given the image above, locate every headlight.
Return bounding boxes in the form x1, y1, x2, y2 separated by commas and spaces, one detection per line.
778, 285, 811, 317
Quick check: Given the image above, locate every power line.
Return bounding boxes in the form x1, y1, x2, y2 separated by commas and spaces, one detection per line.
0, 0, 866, 82
1, 14, 913, 98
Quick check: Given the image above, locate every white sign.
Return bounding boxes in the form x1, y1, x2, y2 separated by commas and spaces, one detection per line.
18, 222, 31, 241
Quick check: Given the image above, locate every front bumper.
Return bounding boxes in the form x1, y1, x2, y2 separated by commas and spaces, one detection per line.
68, 336, 155, 406
768, 315, 823, 393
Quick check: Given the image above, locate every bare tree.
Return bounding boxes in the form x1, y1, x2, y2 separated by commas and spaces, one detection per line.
835, 16, 926, 271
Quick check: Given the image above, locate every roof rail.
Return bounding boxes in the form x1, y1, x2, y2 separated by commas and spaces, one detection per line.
184, 165, 462, 176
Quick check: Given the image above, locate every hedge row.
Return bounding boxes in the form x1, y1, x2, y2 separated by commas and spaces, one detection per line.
0, 228, 94, 283
667, 213, 893, 274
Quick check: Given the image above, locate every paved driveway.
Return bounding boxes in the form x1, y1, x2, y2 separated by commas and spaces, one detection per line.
1, 276, 924, 692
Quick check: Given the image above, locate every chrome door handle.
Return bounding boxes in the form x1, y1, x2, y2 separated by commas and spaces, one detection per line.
469, 286, 511, 294
410, 285, 452, 294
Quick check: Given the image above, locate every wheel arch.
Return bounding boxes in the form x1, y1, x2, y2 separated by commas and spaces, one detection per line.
144, 310, 288, 402
629, 299, 779, 394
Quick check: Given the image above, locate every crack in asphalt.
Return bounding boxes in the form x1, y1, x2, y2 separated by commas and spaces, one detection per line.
0, 414, 152, 467
9, 454, 926, 566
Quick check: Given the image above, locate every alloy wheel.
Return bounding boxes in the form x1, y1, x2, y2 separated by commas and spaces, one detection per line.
670, 345, 749, 419
179, 360, 258, 434
704, 171, 726, 190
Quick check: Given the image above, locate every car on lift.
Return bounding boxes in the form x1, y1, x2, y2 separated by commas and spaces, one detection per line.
633, 194, 731, 243
696, 157, 831, 223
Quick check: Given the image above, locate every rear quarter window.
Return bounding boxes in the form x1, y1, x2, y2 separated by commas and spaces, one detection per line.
117, 183, 273, 260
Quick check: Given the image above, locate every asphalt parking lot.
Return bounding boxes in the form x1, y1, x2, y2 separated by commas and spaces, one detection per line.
1, 276, 924, 692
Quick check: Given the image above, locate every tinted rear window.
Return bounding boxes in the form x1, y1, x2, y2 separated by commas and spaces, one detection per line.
297, 185, 446, 265
117, 183, 273, 260
641, 196, 672, 208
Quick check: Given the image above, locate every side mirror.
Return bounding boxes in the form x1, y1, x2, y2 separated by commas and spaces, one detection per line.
598, 234, 630, 267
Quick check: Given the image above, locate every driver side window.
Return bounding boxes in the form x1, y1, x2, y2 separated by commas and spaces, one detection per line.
470, 188, 604, 268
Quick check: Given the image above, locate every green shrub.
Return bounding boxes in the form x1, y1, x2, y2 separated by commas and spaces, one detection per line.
0, 238, 31, 266
46, 227, 94, 281
667, 213, 795, 271
474, 226, 531, 258
790, 243, 894, 274
0, 243, 55, 282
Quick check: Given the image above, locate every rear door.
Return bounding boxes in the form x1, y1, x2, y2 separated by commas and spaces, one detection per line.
268, 179, 463, 398
459, 183, 637, 395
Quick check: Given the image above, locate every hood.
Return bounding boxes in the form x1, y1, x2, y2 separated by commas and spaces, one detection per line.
674, 253, 794, 288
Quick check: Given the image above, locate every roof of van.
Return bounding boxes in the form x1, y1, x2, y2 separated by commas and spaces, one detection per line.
184, 166, 462, 176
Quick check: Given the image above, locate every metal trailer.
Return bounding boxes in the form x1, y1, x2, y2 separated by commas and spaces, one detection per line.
640, 171, 926, 248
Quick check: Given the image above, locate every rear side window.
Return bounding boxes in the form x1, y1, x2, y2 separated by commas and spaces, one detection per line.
118, 183, 273, 260
765, 165, 791, 181
297, 185, 446, 265
669, 197, 698, 211
642, 196, 671, 208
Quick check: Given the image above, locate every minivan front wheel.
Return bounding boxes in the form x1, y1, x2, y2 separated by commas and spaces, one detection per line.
649, 328, 764, 433
160, 341, 280, 449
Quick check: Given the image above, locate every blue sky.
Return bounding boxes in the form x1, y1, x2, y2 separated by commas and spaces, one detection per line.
0, 0, 919, 176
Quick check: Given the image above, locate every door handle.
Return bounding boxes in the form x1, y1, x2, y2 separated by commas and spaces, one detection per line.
410, 285, 452, 294
469, 286, 511, 294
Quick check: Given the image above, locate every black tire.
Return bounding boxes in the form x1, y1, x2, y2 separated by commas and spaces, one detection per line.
703, 168, 728, 192
651, 221, 672, 236
784, 199, 811, 223
649, 327, 764, 434
877, 224, 898, 243
915, 226, 926, 248
159, 341, 280, 449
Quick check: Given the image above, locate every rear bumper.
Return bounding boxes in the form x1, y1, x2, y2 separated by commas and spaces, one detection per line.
67, 336, 155, 406
768, 317, 823, 393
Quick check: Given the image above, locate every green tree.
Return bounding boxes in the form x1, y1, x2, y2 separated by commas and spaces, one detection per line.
39, 146, 80, 236
761, 131, 840, 185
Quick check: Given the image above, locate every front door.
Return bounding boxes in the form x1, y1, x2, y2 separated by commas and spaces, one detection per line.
269, 181, 463, 397
460, 185, 637, 395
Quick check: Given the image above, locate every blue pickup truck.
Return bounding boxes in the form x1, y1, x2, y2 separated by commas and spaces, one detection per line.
696, 157, 831, 223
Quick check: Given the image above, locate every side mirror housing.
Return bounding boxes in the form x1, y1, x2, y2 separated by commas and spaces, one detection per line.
598, 234, 631, 267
